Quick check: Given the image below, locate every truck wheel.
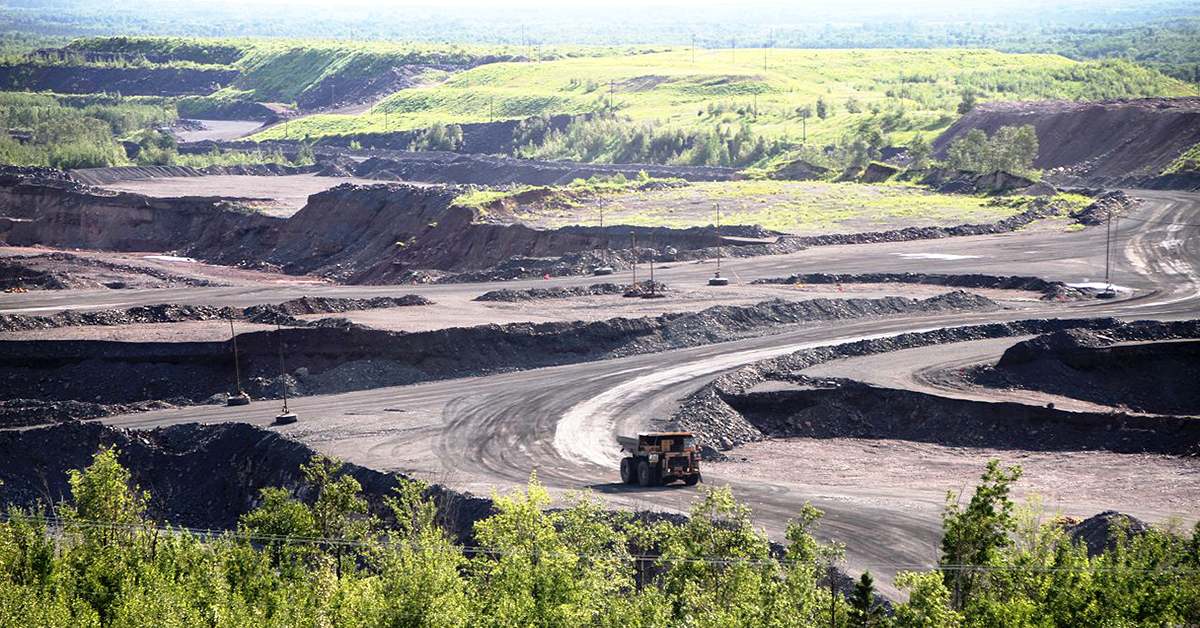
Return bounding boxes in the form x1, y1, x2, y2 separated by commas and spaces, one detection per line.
684, 474, 700, 486
637, 460, 653, 487
620, 458, 636, 484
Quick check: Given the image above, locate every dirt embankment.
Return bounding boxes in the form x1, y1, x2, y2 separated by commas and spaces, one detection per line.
309, 113, 577, 154
932, 98, 1200, 185
70, 163, 317, 186
0, 170, 280, 254
729, 383, 1196, 455
0, 421, 491, 538
754, 272, 1085, 301
0, 170, 1122, 286
443, 196, 1084, 283
0, 64, 237, 96
0, 292, 995, 427
179, 142, 740, 185
296, 63, 466, 112
962, 329, 1200, 415
672, 318, 1200, 454
1, 252, 222, 290
0, 295, 431, 333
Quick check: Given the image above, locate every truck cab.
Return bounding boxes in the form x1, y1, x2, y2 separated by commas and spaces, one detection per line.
617, 432, 701, 487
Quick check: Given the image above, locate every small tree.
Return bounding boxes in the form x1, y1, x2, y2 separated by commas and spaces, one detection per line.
849, 571, 889, 627
956, 90, 978, 115
63, 447, 147, 546
940, 460, 1024, 610
908, 133, 931, 170
816, 97, 828, 120
894, 572, 962, 628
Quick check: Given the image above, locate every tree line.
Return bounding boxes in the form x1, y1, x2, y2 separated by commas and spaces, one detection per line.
2, 449, 1197, 627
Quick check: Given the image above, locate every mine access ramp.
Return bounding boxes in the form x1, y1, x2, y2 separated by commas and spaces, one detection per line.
618, 432, 701, 487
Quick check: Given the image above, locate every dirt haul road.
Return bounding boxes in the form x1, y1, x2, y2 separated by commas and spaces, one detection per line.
80, 189, 1200, 598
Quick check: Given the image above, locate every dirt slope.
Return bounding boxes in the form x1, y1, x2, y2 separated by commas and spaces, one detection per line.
0, 64, 236, 96
933, 98, 1200, 181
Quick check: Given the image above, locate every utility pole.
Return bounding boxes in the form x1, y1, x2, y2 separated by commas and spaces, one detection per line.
230, 317, 242, 396
631, 231, 638, 286
715, 203, 721, 273
691, 34, 696, 63
649, 255, 656, 296
1103, 209, 1120, 296
490, 96, 494, 122
609, 79, 615, 110
731, 38, 736, 64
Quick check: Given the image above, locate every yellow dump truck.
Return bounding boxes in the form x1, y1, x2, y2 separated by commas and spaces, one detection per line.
617, 432, 702, 487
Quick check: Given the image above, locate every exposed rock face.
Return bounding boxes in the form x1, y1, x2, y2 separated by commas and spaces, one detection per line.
932, 98, 1200, 182
0, 170, 280, 253
859, 162, 900, 183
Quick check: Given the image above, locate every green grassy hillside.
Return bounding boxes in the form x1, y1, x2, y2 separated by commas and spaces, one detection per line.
248, 48, 1198, 145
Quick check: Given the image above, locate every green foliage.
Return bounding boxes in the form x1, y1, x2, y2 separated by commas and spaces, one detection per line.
2, 454, 1198, 628
908, 133, 931, 170
0, 91, 171, 168
251, 48, 1195, 147
940, 459, 1024, 608
1164, 141, 1200, 174
944, 124, 1040, 176
893, 572, 961, 628
516, 113, 785, 167
411, 123, 463, 152
956, 90, 978, 115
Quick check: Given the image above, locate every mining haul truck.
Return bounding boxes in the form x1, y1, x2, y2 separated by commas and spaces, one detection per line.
618, 432, 701, 487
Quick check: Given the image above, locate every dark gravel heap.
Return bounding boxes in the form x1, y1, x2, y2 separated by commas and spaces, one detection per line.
1064, 511, 1151, 556
1068, 191, 1141, 226
0, 252, 221, 290
0, 295, 432, 332
755, 272, 1086, 301
968, 330, 1200, 415
474, 282, 666, 302
672, 317, 1200, 454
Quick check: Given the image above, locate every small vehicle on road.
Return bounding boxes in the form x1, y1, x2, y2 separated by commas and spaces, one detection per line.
618, 432, 702, 487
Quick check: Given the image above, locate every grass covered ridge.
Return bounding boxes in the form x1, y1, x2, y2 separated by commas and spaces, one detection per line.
249, 48, 1197, 144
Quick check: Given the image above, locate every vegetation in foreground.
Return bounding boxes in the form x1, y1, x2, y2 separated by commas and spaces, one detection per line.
2, 450, 1197, 628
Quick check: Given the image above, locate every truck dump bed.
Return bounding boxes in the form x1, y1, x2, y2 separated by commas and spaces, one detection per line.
616, 435, 640, 452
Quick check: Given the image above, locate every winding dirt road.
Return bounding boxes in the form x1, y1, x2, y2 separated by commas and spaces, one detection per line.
50, 189, 1196, 596
0, 189, 1190, 597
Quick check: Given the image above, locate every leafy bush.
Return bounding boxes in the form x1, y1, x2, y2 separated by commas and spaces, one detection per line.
944, 124, 1040, 176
